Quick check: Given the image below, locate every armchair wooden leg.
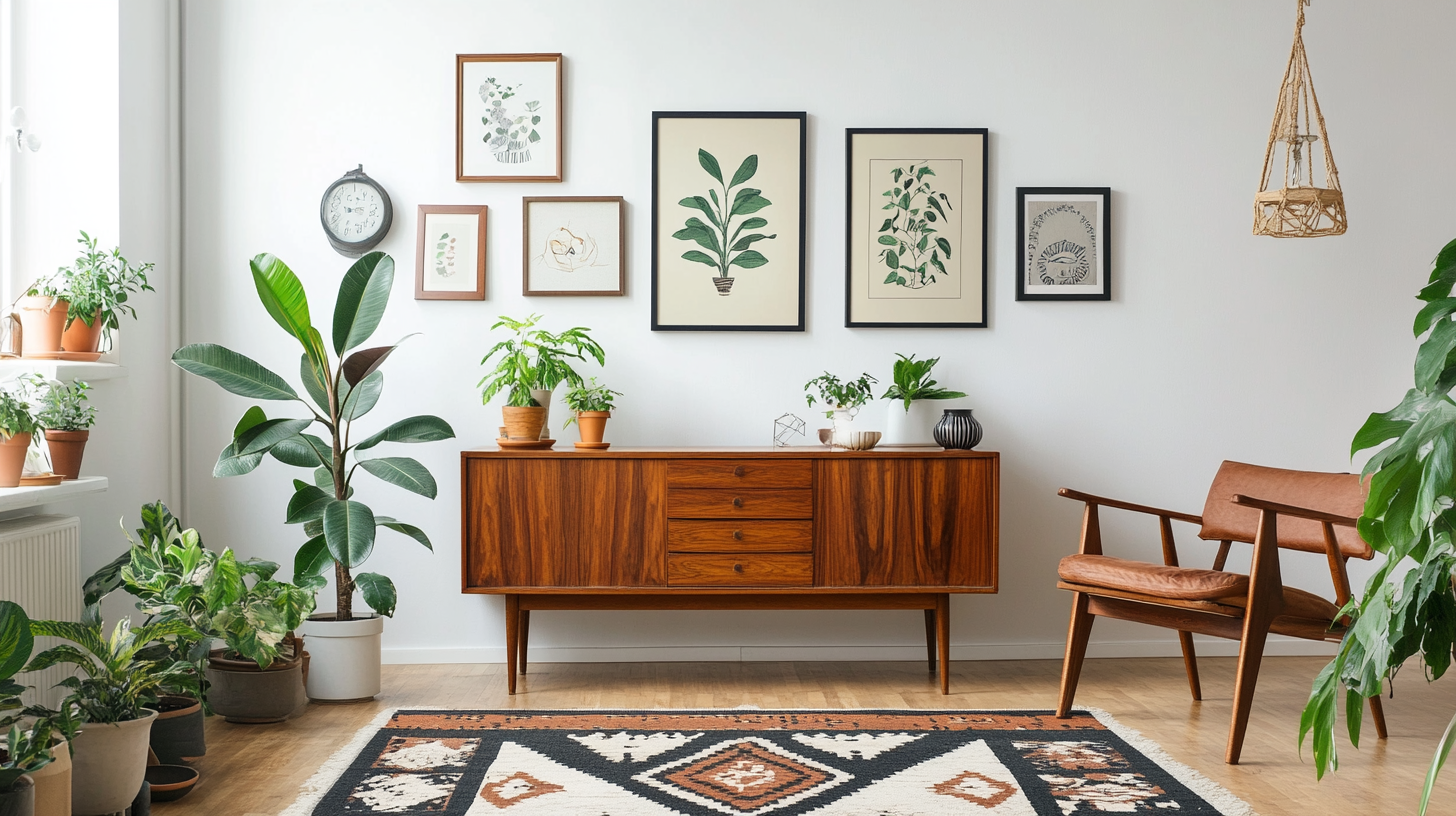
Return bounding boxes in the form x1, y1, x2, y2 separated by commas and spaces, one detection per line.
1225, 622, 1270, 764
505, 594, 519, 695
924, 609, 937, 674
1056, 592, 1095, 718
1369, 693, 1389, 740
1177, 631, 1202, 701
518, 609, 530, 675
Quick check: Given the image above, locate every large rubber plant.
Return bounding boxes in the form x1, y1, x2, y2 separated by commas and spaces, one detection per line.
1300, 237, 1456, 815
172, 252, 454, 622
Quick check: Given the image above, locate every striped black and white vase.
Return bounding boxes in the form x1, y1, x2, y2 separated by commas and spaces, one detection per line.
933, 409, 982, 450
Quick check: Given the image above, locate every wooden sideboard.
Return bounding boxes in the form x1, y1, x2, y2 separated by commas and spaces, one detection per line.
460, 447, 999, 693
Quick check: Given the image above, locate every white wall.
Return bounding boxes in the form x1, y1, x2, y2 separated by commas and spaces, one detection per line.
180, 0, 1455, 664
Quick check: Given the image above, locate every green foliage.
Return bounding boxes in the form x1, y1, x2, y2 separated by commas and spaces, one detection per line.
0, 722, 54, 793
881, 354, 967, 412
477, 313, 606, 408
672, 149, 776, 280
804, 372, 879, 418
562, 378, 621, 426
1298, 237, 1456, 815
171, 252, 454, 622
0, 601, 33, 731
0, 389, 38, 439
29, 231, 154, 345
32, 377, 95, 431
877, 164, 953, 289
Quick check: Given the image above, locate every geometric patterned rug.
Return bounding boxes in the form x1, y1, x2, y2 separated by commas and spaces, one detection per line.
281, 709, 1256, 815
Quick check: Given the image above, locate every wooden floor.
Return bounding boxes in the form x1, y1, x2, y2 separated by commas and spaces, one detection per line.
155, 656, 1454, 816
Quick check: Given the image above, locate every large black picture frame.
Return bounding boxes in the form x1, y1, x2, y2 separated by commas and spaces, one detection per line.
1015, 186, 1112, 302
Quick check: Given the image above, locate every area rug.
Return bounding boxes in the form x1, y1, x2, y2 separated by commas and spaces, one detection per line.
281, 708, 1255, 815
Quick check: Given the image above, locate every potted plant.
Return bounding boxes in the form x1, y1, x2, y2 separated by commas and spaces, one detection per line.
804, 371, 878, 446
32, 379, 94, 480
1298, 237, 1456, 816
24, 606, 190, 816
564, 378, 621, 449
0, 391, 37, 488
172, 251, 454, 702
479, 313, 605, 441
880, 354, 968, 445
18, 232, 153, 358
1, 601, 76, 816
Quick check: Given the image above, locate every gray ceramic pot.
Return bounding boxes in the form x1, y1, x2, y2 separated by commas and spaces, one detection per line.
0, 775, 34, 816
148, 695, 205, 764
204, 653, 307, 724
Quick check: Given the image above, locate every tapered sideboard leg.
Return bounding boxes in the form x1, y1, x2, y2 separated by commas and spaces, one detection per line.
505, 594, 519, 695
518, 610, 531, 675
924, 609, 937, 674
937, 594, 951, 695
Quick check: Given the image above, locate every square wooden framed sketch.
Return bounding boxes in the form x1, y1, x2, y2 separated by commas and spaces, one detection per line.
522, 196, 625, 296
652, 111, 806, 332
1016, 187, 1112, 301
456, 53, 562, 182
846, 128, 988, 328
415, 205, 487, 300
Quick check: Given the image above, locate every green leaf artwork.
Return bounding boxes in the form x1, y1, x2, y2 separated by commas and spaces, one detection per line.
672, 149, 776, 296
479, 79, 541, 163
434, 232, 458, 278
877, 162, 953, 289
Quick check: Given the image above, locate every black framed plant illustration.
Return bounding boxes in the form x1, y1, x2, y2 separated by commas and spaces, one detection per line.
845, 129, 988, 327
652, 112, 806, 331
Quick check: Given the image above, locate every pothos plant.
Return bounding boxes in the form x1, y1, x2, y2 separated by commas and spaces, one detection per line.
878, 163, 953, 290
478, 314, 605, 408
1298, 237, 1456, 815
804, 372, 878, 418
673, 149, 775, 287
172, 252, 455, 622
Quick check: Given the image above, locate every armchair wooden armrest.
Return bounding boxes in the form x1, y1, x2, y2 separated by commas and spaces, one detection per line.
1229, 494, 1358, 528
1058, 488, 1204, 525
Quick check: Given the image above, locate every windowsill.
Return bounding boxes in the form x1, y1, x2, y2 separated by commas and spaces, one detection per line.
0, 360, 127, 382
0, 476, 108, 512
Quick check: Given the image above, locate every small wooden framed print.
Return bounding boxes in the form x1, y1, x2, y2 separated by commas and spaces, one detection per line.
415, 205, 487, 300
1016, 187, 1111, 301
456, 53, 562, 182
652, 111, 806, 332
522, 197, 626, 296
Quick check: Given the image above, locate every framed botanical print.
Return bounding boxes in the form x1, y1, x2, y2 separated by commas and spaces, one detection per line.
845, 128, 988, 328
1016, 187, 1111, 301
522, 196, 625, 296
415, 205, 487, 300
652, 111, 806, 332
456, 53, 562, 182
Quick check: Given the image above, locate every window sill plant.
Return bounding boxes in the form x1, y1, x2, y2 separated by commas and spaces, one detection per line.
881, 354, 967, 446
804, 371, 878, 446
479, 313, 605, 442
172, 251, 454, 703
564, 378, 621, 449
0, 390, 38, 488
16, 231, 153, 359
31, 377, 95, 480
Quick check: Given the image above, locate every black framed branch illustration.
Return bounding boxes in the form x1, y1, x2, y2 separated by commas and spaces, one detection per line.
845, 128, 988, 327
652, 111, 806, 332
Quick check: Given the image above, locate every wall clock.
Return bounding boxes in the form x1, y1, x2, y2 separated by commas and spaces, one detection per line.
320, 165, 393, 257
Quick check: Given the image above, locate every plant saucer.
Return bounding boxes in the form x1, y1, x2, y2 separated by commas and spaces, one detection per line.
19, 473, 64, 486
496, 438, 556, 450
574, 442, 611, 450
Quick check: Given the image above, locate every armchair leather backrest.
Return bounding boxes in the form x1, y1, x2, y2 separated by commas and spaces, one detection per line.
1199, 460, 1373, 560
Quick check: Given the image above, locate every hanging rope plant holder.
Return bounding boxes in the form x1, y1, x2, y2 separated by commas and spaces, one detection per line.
1253, 0, 1346, 238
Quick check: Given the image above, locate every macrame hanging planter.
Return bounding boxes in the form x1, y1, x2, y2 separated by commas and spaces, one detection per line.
1253, 0, 1346, 237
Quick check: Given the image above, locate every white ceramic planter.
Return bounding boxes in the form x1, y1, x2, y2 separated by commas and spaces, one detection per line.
299, 615, 384, 702
830, 407, 859, 447
70, 710, 156, 816
530, 388, 555, 440
883, 400, 941, 445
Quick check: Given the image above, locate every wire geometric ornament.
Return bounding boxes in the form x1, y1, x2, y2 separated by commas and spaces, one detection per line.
1253, 0, 1346, 238
773, 413, 806, 448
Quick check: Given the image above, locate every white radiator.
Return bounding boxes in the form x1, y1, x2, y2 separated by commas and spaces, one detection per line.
0, 515, 81, 709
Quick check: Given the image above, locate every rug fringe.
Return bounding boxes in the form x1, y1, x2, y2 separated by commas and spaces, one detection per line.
1083, 707, 1258, 816
278, 707, 405, 816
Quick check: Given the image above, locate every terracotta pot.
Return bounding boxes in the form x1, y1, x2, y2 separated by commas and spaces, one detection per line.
148, 695, 204, 764
0, 774, 33, 816
59, 311, 102, 354
70, 710, 157, 816
576, 411, 610, 445
14, 297, 67, 358
501, 406, 546, 441
42, 430, 87, 481
30, 739, 70, 816
0, 434, 32, 488
204, 650, 307, 724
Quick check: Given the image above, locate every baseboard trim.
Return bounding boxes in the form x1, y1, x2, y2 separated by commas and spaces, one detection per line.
381, 637, 1337, 665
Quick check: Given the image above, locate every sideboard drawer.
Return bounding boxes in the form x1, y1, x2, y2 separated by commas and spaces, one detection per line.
667, 489, 813, 519
667, 460, 812, 489
668, 553, 813, 586
668, 520, 813, 553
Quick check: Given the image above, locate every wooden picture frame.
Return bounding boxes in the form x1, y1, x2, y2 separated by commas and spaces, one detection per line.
1015, 187, 1112, 301
456, 53, 563, 183
522, 196, 626, 296
415, 205, 487, 300
845, 128, 988, 328
651, 111, 807, 332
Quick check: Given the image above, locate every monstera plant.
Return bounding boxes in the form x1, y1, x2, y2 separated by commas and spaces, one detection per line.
1299, 237, 1456, 815
171, 252, 455, 625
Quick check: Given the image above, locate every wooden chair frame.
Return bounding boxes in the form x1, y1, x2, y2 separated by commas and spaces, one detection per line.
1053, 488, 1387, 764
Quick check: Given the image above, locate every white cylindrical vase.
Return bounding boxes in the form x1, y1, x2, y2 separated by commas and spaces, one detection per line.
299, 615, 384, 702
883, 400, 941, 445
530, 388, 555, 440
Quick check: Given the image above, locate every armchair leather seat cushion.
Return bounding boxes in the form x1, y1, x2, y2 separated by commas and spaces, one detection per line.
1058, 554, 1340, 621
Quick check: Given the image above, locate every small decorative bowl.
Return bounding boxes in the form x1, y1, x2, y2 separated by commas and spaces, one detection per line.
835, 430, 882, 451
817, 428, 833, 446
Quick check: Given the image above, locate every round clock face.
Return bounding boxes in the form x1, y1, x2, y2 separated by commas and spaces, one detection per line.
324, 181, 386, 244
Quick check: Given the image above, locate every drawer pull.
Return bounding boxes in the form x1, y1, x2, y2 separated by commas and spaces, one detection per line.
734, 563, 744, 573
732, 497, 743, 508
732, 529, 743, 540
733, 466, 745, 477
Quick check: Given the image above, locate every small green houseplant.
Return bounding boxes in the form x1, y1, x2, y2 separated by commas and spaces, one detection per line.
478, 313, 605, 441
1297, 237, 1456, 815
564, 378, 621, 448
25, 231, 154, 354
881, 354, 968, 445
0, 390, 38, 488
33, 378, 95, 480
672, 149, 775, 296
172, 251, 454, 702
804, 372, 878, 418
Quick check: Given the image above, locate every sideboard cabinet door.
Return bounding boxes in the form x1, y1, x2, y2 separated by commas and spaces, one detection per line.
815, 457, 997, 589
